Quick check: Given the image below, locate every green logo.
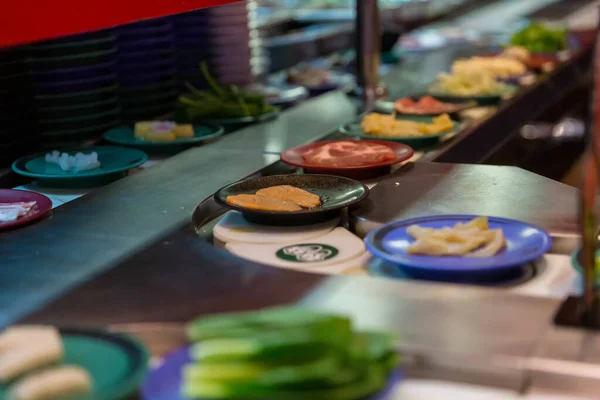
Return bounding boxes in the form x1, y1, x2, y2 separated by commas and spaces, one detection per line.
276, 243, 339, 263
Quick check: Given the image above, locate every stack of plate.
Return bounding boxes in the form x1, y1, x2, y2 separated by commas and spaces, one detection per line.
0, 48, 37, 166
116, 19, 177, 122
173, 0, 269, 89
28, 30, 120, 148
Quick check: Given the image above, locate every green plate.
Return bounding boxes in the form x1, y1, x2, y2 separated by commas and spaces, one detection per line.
104, 123, 225, 153
0, 327, 149, 400
35, 84, 119, 106
339, 115, 461, 149
571, 247, 600, 287
427, 85, 518, 106
12, 146, 148, 188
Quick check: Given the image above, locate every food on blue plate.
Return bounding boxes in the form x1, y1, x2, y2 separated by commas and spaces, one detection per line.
451, 56, 527, 79
44, 151, 100, 173
0, 202, 36, 222
227, 185, 321, 212
407, 216, 506, 257
360, 113, 453, 137
256, 185, 321, 208
0, 327, 63, 383
287, 67, 332, 87
429, 70, 514, 97
226, 194, 302, 212
302, 141, 397, 167
509, 22, 568, 54
183, 307, 398, 399
179, 63, 276, 120
134, 121, 194, 142
8, 365, 92, 400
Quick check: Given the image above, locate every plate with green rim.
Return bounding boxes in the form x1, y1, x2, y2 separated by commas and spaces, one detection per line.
339, 115, 461, 149
427, 85, 519, 106
104, 123, 225, 152
12, 146, 147, 188
0, 327, 149, 400
178, 108, 280, 127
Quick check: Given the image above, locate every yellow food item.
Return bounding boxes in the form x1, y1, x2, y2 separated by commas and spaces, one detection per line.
502, 46, 530, 62
226, 194, 302, 212
173, 124, 194, 138
432, 70, 508, 97
134, 121, 153, 139
360, 113, 453, 137
256, 185, 321, 208
145, 130, 177, 142
452, 56, 527, 78
406, 216, 506, 257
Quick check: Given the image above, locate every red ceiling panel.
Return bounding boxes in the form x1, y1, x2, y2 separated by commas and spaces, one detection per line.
0, 0, 240, 48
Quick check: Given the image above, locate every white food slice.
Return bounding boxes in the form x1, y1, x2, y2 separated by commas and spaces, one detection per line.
0, 332, 63, 383
467, 229, 506, 257
8, 365, 92, 400
0, 326, 60, 354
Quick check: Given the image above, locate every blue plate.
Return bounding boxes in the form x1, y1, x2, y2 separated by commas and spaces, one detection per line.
140, 346, 401, 400
365, 215, 552, 280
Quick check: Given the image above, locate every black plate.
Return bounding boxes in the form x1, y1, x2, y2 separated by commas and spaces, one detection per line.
214, 174, 369, 226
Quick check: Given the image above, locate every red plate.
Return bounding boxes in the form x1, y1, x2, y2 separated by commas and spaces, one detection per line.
281, 140, 414, 179
0, 189, 52, 230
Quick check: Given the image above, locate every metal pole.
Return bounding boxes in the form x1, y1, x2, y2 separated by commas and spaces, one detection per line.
356, 0, 381, 112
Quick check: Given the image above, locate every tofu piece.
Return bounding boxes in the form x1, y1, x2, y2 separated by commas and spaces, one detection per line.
173, 124, 194, 138
256, 185, 321, 208
226, 194, 302, 212
8, 365, 92, 400
0, 333, 63, 383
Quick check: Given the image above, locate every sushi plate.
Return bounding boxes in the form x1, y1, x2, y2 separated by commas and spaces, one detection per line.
280, 140, 414, 179
103, 123, 225, 152
427, 86, 518, 106
140, 346, 401, 400
339, 116, 460, 149
12, 146, 148, 188
0, 327, 149, 400
0, 189, 52, 231
214, 174, 369, 226
365, 215, 552, 281
375, 97, 478, 117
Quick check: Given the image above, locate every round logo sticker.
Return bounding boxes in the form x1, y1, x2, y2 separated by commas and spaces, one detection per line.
276, 243, 339, 263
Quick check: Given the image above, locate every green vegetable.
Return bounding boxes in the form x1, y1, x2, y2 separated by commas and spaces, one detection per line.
177, 63, 276, 121
509, 22, 568, 53
183, 307, 399, 399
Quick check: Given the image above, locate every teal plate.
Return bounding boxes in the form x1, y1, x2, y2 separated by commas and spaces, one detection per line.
176, 108, 280, 129
12, 146, 148, 188
103, 123, 225, 153
339, 115, 460, 149
427, 85, 518, 106
0, 327, 149, 400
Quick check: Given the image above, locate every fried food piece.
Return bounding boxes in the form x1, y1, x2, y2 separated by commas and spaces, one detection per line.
256, 185, 321, 208
226, 194, 302, 212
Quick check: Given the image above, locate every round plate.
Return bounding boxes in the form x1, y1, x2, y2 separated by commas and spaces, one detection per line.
103, 123, 224, 151
365, 215, 552, 280
339, 115, 460, 149
281, 140, 414, 178
427, 85, 517, 106
140, 346, 400, 400
185, 108, 280, 127
0, 189, 52, 230
13, 146, 148, 188
0, 327, 149, 400
571, 247, 600, 287
214, 174, 369, 226
376, 97, 478, 117
271, 70, 355, 95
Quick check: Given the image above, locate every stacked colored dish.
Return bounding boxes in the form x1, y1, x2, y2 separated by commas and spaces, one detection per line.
28, 30, 120, 147
0, 48, 38, 166
173, 1, 268, 89
116, 18, 177, 122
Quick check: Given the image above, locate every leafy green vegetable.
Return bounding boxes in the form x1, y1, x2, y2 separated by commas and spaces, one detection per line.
177, 62, 276, 121
509, 22, 568, 53
184, 307, 400, 399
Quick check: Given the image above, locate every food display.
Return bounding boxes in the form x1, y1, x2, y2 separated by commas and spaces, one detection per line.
301, 141, 397, 167
287, 66, 332, 87
451, 56, 527, 79
44, 151, 100, 172
0, 202, 36, 222
509, 22, 568, 54
179, 63, 277, 121
360, 113, 454, 137
429, 70, 514, 97
407, 216, 506, 257
134, 121, 194, 142
394, 96, 471, 115
181, 307, 398, 399
0, 326, 92, 400
226, 185, 321, 212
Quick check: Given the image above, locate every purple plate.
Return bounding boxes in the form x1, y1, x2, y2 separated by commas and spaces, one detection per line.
365, 215, 552, 280
140, 346, 401, 400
